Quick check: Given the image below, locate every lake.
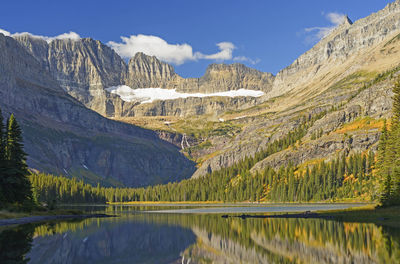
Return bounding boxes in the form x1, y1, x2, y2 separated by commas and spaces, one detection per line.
1, 203, 399, 264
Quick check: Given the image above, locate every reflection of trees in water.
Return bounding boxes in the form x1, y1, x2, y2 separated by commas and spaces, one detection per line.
9, 212, 400, 264
0, 224, 34, 264
381, 225, 400, 262
127, 214, 400, 264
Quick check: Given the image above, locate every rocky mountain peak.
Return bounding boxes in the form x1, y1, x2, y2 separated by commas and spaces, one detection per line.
126, 52, 176, 88
342, 15, 353, 26
204, 62, 273, 77
269, 0, 400, 99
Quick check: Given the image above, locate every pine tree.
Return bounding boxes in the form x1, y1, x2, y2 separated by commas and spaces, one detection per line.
0, 108, 6, 204
379, 79, 400, 206
391, 79, 400, 203
5, 114, 33, 205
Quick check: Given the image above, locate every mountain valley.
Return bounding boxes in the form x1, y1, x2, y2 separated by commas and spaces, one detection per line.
2, 1, 400, 190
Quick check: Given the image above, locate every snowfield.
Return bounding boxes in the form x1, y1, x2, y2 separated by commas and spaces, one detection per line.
105, 85, 264, 104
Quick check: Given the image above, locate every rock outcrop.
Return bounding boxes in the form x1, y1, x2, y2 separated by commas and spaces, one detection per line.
0, 33, 195, 187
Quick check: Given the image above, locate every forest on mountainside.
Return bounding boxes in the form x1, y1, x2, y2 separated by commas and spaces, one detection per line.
5, 79, 400, 206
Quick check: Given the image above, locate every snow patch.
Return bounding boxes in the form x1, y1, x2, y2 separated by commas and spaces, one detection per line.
105, 85, 264, 104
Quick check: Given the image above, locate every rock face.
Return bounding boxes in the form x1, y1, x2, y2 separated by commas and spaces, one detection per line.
13, 35, 128, 116
170, 63, 274, 93
124, 96, 261, 117
0, 33, 195, 187
126, 52, 176, 88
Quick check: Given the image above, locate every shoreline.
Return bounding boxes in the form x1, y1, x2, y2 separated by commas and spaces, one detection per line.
108, 201, 373, 206
0, 213, 116, 227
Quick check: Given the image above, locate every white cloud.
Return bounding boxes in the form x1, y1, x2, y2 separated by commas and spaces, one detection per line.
1, 28, 249, 66
108, 34, 237, 65
233, 56, 260, 65
0, 28, 80, 43
304, 12, 347, 43
195, 42, 235, 61
47, 32, 81, 42
108, 34, 195, 65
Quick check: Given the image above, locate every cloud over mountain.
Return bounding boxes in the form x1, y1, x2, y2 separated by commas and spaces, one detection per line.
304, 12, 347, 43
108, 34, 252, 65
0, 28, 80, 43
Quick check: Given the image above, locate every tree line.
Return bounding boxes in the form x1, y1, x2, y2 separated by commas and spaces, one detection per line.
28, 109, 376, 204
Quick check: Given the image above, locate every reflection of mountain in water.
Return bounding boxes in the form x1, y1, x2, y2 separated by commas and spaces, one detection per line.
4, 212, 398, 264
181, 217, 400, 264
27, 218, 196, 264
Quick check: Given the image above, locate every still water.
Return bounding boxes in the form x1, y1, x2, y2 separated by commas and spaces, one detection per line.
1, 204, 399, 264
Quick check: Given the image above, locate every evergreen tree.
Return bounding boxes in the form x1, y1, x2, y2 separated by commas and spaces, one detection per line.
5, 114, 33, 205
0, 108, 6, 203
379, 79, 400, 206
391, 79, 400, 203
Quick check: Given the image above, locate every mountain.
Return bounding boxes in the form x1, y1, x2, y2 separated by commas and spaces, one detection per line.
4, 1, 400, 185
169, 63, 274, 93
14, 36, 274, 118
190, 0, 400, 177
0, 33, 195, 187
270, 1, 400, 100
13, 35, 128, 116
126, 52, 176, 88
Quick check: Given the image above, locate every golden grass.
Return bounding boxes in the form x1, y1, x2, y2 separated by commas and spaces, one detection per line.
335, 117, 384, 134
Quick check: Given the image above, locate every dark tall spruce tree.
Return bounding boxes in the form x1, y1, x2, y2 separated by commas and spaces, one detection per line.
0, 108, 6, 203
0, 110, 33, 207
378, 79, 400, 206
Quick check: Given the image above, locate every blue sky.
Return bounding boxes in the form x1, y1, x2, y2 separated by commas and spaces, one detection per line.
0, 0, 390, 77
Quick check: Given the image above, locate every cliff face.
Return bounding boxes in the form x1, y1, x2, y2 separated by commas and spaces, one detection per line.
14, 35, 128, 116
170, 63, 274, 93
0, 33, 195, 187
126, 52, 176, 88
120, 96, 261, 117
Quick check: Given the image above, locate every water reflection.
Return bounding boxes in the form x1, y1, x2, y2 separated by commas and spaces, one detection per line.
0, 207, 399, 264
0, 224, 34, 264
